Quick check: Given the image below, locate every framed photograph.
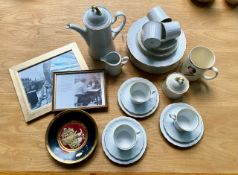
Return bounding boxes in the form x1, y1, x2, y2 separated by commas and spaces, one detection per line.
52, 70, 107, 111
9, 42, 88, 122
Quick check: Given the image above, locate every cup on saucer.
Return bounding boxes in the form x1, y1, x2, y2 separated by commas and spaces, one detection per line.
129, 82, 155, 104
113, 124, 140, 151
169, 108, 199, 132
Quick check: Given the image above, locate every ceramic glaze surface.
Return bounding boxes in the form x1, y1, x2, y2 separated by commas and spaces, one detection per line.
100, 51, 128, 76
118, 77, 159, 118
180, 46, 218, 81
160, 103, 204, 147
113, 124, 136, 150
102, 116, 147, 164
127, 17, 186, 74
174, 109, 199, 132
67, 6, 126, 59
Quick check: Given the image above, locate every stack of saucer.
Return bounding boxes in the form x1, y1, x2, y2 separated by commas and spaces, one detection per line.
127, 6, 186, 74
102, 116, 147, 165
160, 103, 204, 148
117, 77, 159, 118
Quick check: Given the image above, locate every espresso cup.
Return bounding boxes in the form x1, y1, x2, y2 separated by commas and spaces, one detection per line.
180, 46, 219, 81
169, 108, 199, 132
141, 21, 162, 50
130, 82, 154, 104
161, 21, 181, 41
113, 124, 139, 150
147, 6, 172, 22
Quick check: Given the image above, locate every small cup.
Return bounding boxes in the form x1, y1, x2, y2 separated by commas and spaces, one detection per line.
130, 82, 154, 104
161, 21, 181, 41
147, 6, 172, 22
169, 108, 199, 132
141, 21, 162, 50
113, 124, 139, 150
180, 46, 219, 81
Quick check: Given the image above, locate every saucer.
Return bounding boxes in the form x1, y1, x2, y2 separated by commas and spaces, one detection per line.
127, 17, 186, 74
160, 103, 204, 148
137, 30, 178, 58
102, 116, 147, 165
45, 110, 98, 164
118, 77, 159, 118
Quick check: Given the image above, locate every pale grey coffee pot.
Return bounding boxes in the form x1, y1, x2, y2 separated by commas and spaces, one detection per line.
66, 5, 126, 59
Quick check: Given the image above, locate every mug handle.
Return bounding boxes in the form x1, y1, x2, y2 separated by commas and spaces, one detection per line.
203, 67, 219, 80
121, 56, 129, 65
111, 11, 126, 40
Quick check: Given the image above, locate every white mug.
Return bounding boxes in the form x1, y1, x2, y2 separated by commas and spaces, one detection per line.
113, 124, 140, 150
147, 6, 172, 22
161, 21, 181, 41
169, 108, 199, 132
129, 82, 155, 104
180, 46, 219, 81
141, 21, 162, 50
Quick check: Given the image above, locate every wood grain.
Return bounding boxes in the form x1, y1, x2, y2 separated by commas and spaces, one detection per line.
0, 0, 238, 174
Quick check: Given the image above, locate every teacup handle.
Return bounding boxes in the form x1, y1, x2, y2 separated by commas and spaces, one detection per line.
121, 56, 129, 65
203, 66, 219, 80
111, 11, 126, 40
169, 114, 176, 120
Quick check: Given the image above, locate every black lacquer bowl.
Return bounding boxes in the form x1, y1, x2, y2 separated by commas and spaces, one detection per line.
45, 110, 98, 164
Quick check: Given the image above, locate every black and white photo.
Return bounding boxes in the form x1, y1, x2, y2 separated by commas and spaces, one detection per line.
19, 51, 81, 110
9, 43, 88, 122
53, 70, 106, 111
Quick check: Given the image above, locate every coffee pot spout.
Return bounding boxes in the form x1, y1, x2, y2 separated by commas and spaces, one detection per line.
66, 23, 90, 45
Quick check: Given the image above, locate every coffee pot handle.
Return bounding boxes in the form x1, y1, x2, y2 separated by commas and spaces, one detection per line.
111, 11, 126, 40
203, 66, 219, 80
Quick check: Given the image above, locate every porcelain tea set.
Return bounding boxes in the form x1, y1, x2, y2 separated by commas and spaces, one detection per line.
67, 5, 128, 76
45, 5, 219, 165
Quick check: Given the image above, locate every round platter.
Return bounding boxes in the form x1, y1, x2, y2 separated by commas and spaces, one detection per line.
45, 110, 98, 164
160, 103, 204, 148
127, 17, 186, 74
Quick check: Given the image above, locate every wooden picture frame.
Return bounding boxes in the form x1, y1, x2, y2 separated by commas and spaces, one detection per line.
52, 70, 107, 111
9, 42, 88, 122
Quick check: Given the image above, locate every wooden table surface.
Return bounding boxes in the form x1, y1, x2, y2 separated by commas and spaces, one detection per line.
0, 0, 238, 174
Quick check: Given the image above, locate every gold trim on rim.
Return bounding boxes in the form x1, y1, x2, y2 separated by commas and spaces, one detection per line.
45, 110, 98, 164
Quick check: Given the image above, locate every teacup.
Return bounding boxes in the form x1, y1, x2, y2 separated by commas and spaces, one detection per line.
161, 21, 181, 41
130, 82, 155, 104
169, 108, 199, 132
147, 6, 172, 22
113, 124, 139, 150
141, 21, 162, 50
180, 46, 219, 81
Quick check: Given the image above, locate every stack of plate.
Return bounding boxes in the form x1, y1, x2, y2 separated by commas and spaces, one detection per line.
127, 17, 186, 74
160, 103, 204, 148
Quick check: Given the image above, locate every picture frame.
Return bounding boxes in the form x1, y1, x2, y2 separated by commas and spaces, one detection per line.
9, 42, 88, 122
52, 70, 107, 111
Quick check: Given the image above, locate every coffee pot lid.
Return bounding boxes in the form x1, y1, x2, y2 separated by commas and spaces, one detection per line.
84, 6, 111, 29
166, 73, 189, 92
